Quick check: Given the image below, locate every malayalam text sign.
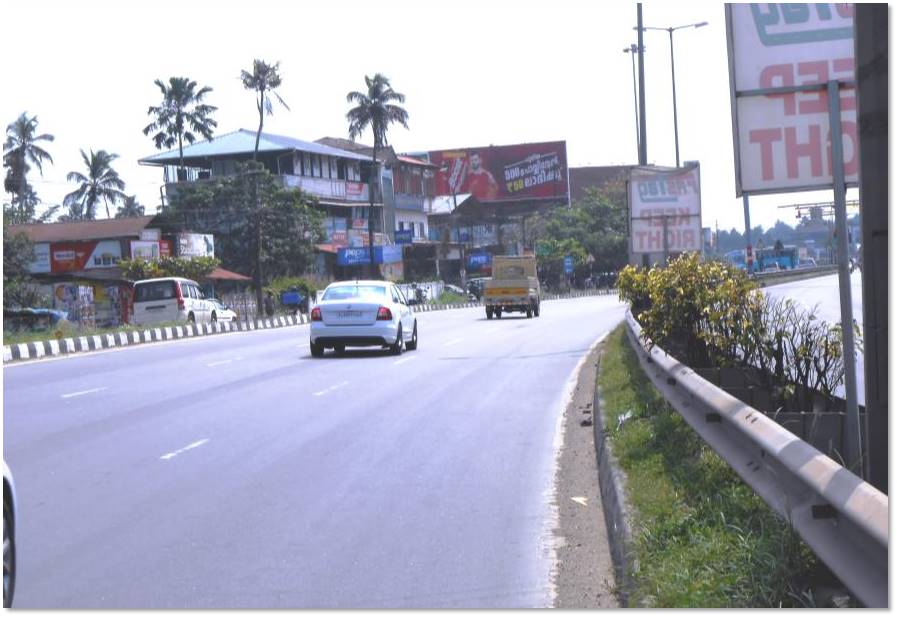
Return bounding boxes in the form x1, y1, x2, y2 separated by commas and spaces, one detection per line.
629, 165, 703, 254
728, 3, 857, 194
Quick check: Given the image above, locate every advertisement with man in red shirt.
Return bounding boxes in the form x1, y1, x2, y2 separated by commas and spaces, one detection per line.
428, 141, 568, 203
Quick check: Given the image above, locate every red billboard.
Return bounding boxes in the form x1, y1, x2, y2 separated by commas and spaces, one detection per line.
428, 141, 568, 202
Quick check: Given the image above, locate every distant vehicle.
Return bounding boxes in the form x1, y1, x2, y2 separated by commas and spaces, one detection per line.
4, 461, 16, 608
208, 298, 238, 322
756, 245, 798, 270
309, 280, 418, 357
444, 284, 466, 296
467, 277, 488, 300
483, 255, 541, 319
131, 277, 216, 326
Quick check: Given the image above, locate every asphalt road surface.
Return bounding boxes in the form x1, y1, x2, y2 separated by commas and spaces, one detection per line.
765, 271, 865, 405
4, 295, 625, 608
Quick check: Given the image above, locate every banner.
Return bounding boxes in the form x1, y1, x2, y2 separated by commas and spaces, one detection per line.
395, 229, 413, 245
629, 165, 703, 254
130, 240, 161, 261
177, 233, 214, 258
727, 3, 857, 194
428, 141, 568, 202
28, 242, 51, 273
336, 246, 403, 266
50, 240, 122, 272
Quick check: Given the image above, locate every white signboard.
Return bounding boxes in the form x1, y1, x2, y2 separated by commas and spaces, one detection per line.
130, 240, 160, 261
177, 233, 214, 258
629, 165, 703, 254
727, 3, 857, 195
86, 240, 122, 268
28, 242, 51, 273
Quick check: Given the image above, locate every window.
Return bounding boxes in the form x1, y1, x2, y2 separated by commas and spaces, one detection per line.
322, 285, 387, 301
302, 153, 311, 176
135, 281, 176, 302
337, 160, 346, 180
391, 286, 402, 304
330, 157, 338, 178
418, 223, 425, 238
312, 155, 320, 177
398, 221, 405, 231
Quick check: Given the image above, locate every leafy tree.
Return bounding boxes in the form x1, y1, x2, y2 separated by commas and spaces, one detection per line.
142, 77, 217, 179
346, 73, 409, 272
3, 112, 54, 223
63, 149, 127, 220
2, 225, 41, 308
156, 162, 324, 300
240, 59, 290, 159
118, 255, 219, 281
115, 195, 145, 218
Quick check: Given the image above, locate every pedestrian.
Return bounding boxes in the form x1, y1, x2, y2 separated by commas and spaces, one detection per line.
264, 290, 275, 318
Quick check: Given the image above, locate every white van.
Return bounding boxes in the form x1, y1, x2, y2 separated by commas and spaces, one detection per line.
131, 277, 215, 326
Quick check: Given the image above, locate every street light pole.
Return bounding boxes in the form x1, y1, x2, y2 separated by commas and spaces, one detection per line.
636, 4, 647, 166
623, 44, 643, 161
636, 21, 708, 168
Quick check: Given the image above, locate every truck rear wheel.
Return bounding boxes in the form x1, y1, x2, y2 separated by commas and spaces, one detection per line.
534, 302, 540, 317
495, 308, 502, 319
526, 306, 533, 318
486, 307, 493, 320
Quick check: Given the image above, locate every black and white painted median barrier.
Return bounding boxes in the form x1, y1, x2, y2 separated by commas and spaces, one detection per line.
624, 310, 888, 608
2, 289, 619, 364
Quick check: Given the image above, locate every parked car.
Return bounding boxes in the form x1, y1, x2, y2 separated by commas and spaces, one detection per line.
208, 298, 238, 322
131, 277, 216, 326
309, 280, 418, 357
4, 461, 16, 608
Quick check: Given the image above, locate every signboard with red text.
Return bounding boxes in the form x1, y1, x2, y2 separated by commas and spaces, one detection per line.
629, 164, 702, 254
727, 3, 857, 195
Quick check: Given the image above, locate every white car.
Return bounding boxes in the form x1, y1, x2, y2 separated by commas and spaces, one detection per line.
131, 277, 216, 326
208, 298, 238, 322
309, 280, 418, 357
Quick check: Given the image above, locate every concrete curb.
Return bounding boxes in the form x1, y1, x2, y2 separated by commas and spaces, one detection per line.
2, 289, 619, 364
592, 343, 636, 607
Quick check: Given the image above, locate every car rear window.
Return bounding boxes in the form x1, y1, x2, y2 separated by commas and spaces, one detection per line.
135, 281, 177, 302
322, 285, 387, 301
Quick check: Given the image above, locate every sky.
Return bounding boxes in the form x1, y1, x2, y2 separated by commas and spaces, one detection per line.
2, 0, 864, 232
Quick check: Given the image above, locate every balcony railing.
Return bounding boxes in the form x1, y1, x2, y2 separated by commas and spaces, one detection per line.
278, 175, 371, 202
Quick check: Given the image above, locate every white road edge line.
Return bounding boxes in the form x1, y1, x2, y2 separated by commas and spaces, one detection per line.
444, 338, 464, 347
160, 438, 210, 461
313, 380, 350, 397
60, 387, 107, 399
206, 356, 243, 367
393, 355, 418, 366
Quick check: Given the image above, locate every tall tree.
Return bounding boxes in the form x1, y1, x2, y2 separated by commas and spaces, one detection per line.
3, 112, 54, 223
346, 73, 409, 273
240, 60, 290, 159
63, 149, 127, 220
115, 194, 145, 218
143, 77, 217, 180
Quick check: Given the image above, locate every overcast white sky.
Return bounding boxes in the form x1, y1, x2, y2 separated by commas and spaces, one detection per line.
3, 0, 861, 231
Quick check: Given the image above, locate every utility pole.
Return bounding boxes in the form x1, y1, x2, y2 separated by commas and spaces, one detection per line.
637, 4, 648, 166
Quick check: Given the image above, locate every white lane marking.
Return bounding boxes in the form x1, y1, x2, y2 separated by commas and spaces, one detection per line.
313, 380, 350, 397
444, 338, 464, 347
60, 387, 107, 399
393, 355, 417, 366
571, 496, 589, 507
207, 356, 243, 367
160, 438, 210, 461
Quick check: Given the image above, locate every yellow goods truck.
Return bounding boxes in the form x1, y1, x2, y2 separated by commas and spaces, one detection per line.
483, 255, 541, 319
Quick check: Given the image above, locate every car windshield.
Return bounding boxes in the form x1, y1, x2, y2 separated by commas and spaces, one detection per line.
322, 285, 387, 301
134, 281, 177, 302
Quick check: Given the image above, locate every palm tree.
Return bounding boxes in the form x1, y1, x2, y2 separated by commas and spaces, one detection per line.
143, 77, 217, 180
241, 60, 290, 160
346, 74, 409, 272
63, 149, 127, 220
115, 194, 145, 218
3, 112, 54, 220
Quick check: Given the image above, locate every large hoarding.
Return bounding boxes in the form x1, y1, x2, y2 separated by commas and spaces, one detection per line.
727, 3, 857, 195
428, 141, 568, 202
49, 240, 123, 273
629, 165, 703, 255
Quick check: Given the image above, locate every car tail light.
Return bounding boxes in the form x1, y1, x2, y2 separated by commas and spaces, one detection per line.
377, 306, 392, 321
176, 283, 185, 310
311, 307, 322, 321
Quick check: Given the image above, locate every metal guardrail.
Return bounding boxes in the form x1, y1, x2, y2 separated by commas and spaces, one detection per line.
752, 264, 839, 286
624, 311, 888, 608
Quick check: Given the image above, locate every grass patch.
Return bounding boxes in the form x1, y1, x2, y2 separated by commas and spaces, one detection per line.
429, 291, 469, 305
3, 320, 188, 346
599, 325, 840, 608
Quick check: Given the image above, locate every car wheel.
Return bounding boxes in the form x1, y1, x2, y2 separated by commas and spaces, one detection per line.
534, 302, 541, 317
211, 312, 217, 323
486, 307, 493, 320
3, 489, 14, 609
310, 341, 324, 358
334, 344, 345, 355
390, 325, 404, 355
406, 321, 418, 351
188, 312, 195, 324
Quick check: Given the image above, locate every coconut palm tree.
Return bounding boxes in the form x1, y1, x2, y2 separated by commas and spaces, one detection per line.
3, 112, 54, 221
240, 60, 290, 160
63, 149, 127, 220
143, 77, 217, 180
346, 74, 409, 271
115, 194, 145, 218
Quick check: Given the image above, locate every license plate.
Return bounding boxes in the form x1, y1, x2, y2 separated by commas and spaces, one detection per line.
337, 310, 362, 318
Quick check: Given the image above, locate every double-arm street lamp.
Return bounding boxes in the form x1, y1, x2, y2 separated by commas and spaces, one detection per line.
634, 21, 708, 168
622, 44, 645, 161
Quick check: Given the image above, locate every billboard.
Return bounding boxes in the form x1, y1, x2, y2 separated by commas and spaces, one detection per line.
629, 165, 703, 254
50, 240, 123, 272
336, 245, 403, 266
428, 141, 568, 202
28, 242, 51, 274
130, 240, 161, 261
177, 233, 214, 258
727, 4, 857, 195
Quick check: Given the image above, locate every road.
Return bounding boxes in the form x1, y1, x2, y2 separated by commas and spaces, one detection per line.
764, 271, 865, 405
3, 295, 625, 608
